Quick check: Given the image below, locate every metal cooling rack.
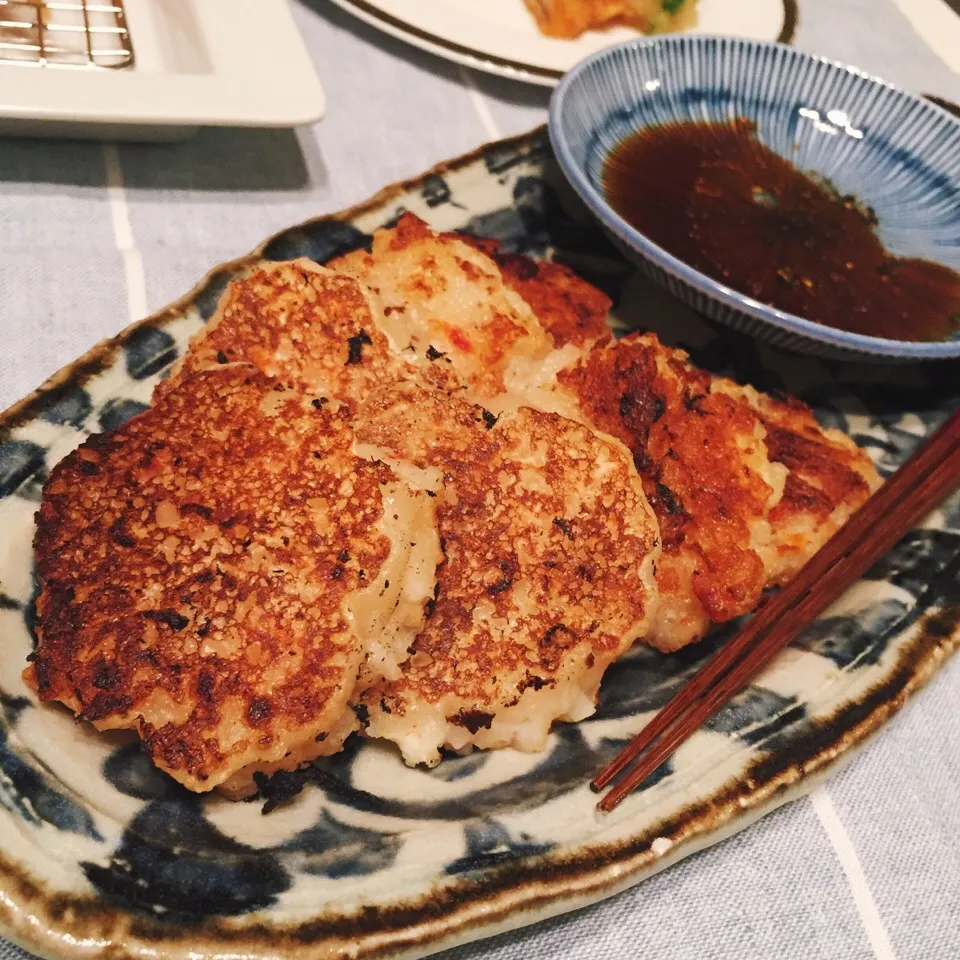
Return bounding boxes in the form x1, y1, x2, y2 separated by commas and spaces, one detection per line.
0, 1, 133, 68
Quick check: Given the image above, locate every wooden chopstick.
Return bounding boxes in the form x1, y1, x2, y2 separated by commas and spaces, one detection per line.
593, 408, 960, 813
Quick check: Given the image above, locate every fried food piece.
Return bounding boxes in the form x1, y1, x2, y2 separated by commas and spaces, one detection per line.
496, 253, 613, 348
27, 366, 435, 794
742, 387, 883, 583
458, 235, 613, 348
353, 382, 659, 766
551, 333, 881, 650
160, 259, 413, 406
523, 0, 698, 39
331, 214, 554, 407
161, 259, 442, 688
555, 333, 781, 650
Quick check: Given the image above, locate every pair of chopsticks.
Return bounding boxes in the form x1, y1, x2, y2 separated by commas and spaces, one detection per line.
593, 407, 960, 813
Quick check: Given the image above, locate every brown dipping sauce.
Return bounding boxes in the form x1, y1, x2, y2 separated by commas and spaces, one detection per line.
602, 118, 960, 342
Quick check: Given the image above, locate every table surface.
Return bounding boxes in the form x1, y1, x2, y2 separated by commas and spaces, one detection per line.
2, 2, 959, 959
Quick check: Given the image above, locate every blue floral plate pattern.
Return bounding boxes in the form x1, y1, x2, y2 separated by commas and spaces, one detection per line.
549, 36, 960, 361
0, 129, 958, 960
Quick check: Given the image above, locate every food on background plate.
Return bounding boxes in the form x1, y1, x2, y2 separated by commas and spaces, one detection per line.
26, 213, 881, 797
523, 0, 698, 40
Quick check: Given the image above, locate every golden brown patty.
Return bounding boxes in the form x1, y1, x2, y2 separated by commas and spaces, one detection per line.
331, 214, 553, 407
551, 332, 880, 650
28, 365, 422, 793
458, 235, 613, 349
555, 333, 778, 650
742, 385, 882, 583
496, 253, 613, 348
161, 258, 442, 691
160, 259, 413, 406
353, 382, 659, 765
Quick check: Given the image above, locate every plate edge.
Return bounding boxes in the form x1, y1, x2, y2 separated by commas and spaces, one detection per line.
325, 0, 798, 87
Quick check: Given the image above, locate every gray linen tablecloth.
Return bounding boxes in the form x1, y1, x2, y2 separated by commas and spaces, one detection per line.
2, 2, 959, 958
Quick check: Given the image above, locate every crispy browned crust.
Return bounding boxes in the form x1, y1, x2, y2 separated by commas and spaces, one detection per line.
331, 214, 552, 404
159, 260, 411, 408
496, 254, 612, 347
557, 333, 771, 647
29, 365, 394, 791
354, 382, 658, 757
458, 235, 612, 348
747, 388, 880, 580
556, 332, 882, 649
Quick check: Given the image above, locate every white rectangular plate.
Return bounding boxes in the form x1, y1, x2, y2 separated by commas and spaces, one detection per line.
0, 0, 324, 141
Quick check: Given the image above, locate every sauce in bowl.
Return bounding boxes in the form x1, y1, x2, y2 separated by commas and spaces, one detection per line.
602, 118, 960, 342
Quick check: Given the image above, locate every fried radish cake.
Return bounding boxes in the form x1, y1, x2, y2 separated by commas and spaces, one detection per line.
159, 258, 442, 685
495, 253, 613, 348
553, 333, 781, 650
458, 235, 613, 349
160, 259, 415, 406
27, 365, 435, 794
550, 333, 880, 651
741, 386, 882, 583
330, 214, 555, 407
352, 382, 660, 766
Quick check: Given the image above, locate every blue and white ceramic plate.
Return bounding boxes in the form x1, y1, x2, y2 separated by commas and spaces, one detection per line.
1, 130, 958, 960
549, 36, 960, 360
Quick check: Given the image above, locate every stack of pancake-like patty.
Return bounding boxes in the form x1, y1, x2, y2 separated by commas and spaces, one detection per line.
27, 214, 880, 792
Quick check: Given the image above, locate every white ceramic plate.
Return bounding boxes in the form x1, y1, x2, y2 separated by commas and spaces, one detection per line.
0, 0, 325, 142
326, 0, 796, 84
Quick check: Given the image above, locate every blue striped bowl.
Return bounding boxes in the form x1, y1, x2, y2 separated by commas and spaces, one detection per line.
549, 36, 960, 361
